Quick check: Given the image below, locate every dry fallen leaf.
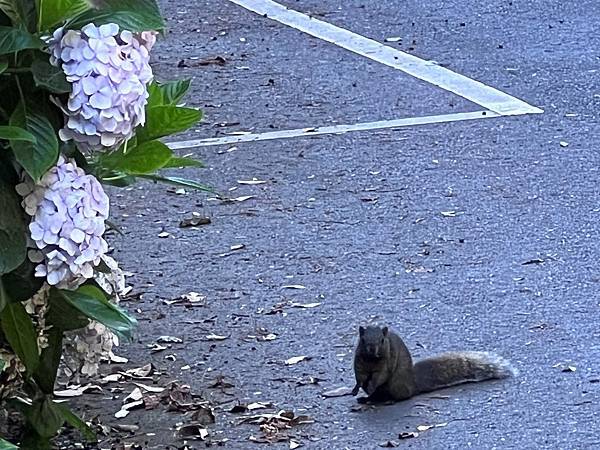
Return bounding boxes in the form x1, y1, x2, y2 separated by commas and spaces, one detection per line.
321, 387, 353, 398
384, 36, 402, 42
123, 387, 143, 403
179, 216, 211, 227
206, 333, 228, 341
290, 440, 302, 449
157, 336, 183, 344
285, 356, 311, 365
237, 179, 267, 185
398, 432, 419, 439
440, 211, 461, 217
54, 384, 102, 398
133, 382, 165, 394
290, 302, 320, 308
177, 423, 209, 440
282, 285, 306, 290
158, 231, 170, 238
230, 244, 245, 251
115, 399, 144, 418
247, 402, 273, 411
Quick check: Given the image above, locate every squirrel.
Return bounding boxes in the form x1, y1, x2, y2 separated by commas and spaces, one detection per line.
352, 325, 517, 403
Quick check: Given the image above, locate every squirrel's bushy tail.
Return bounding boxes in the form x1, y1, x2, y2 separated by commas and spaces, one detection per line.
414, 351, 517, 394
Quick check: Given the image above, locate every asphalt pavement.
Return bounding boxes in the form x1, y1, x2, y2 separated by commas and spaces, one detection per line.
72, 1, 600, 448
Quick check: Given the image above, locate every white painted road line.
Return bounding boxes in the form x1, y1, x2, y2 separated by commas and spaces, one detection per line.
228, 0, 543, 116
166, 110, 501, 149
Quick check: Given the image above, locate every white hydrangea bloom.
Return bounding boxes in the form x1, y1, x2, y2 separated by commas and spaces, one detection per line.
47, 23, 154, 152
16, 156, 110, 289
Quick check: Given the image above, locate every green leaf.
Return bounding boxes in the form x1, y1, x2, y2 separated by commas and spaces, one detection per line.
139, 174, 213, 192
0, 173, 27, 275
25, 397, 64, 438
0, 0, 36, 31
0, 60, 7, 74
66, 0, 164, 32
33, 327, 62, 394
0, 279, 6, 314
101, 140, 172, 175
147, 79, 191, 108
46, 288, 89, 331
0, 26, 41, 55
162, 156, 204, 168
137, 105, 201, 142
54, 284, 137, 342
10, 104, 59, 181
0, 125, 36, 142
0, 301, 39, 374
31, 59, 70, 93
0, 437, 18, 449
2, 257, 44, 302
54, 403, 97, 442
38, 0, 88, 31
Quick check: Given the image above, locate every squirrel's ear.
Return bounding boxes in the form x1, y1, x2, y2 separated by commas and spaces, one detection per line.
359, 326, 365, 336
382, 326, 389, 336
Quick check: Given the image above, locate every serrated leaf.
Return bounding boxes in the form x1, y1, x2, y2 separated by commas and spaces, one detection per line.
54, 284, 137, 342
31, 59, 70, 93
102, 140, 172, 174
0, 437, 18, 449
139, 174, 213, 192
9, 104, 59, 181
0, 173, 27, 275
0, 125, 36, 142
137, 105, 201, 143
162, 156, 204, 168
38, 0, 88, 31
66, 0, 164, 32
147, 79, 191, 108
0, 26, 41, 54
0, 301, 39, 374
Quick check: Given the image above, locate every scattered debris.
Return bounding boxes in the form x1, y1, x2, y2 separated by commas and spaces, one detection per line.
157, 336, 183, 344
237, 178, 267, 185
281, 284, 306, 290
321, 387, 353, 398
179, 214, 211, 227
54, 384, 102, 397
285, 356, 311, 366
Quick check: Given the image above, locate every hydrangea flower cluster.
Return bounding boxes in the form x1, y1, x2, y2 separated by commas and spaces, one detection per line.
16, 156, 110, 289
47, 23, 155, 152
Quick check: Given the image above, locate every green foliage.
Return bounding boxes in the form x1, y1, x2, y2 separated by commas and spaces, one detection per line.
137, 105, 202, 142
0, 301, 39, 374
101, 140, 173, 175
9, 104, 59, 181
66, 0, 164, 32
0, 437, 18, 449
31, 59, 70, 93
0, 172, 27, 275
0, 0, 208, 445
37, 0, 88, 31
147, 79, 192, 107
0, 125, 36, 142
0, 26, 41, 54
53, 284, 137, 342
0, 0, 36, 31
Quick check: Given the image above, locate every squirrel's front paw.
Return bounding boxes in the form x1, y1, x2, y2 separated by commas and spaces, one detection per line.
356, 396, 370, 404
